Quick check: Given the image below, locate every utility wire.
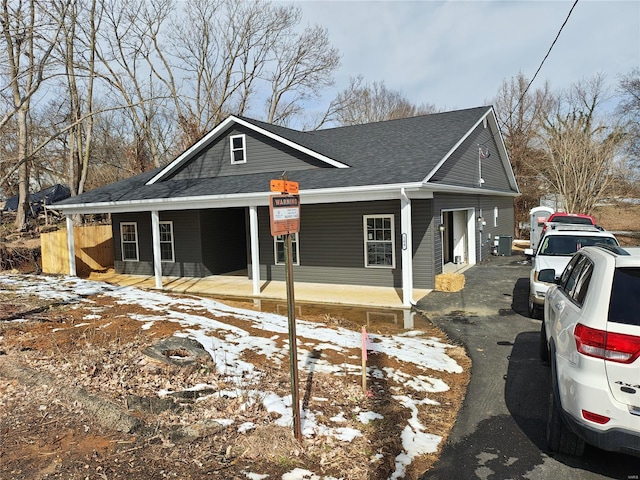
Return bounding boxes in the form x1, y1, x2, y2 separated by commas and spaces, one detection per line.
505, 0, 580, 127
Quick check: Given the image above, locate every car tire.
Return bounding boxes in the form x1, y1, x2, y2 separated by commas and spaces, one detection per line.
539, 321, 549, 364
528, 297, 540, 319
547, 369, 585, 456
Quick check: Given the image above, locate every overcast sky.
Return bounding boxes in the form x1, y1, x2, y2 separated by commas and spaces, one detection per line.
291, 0, 640, 114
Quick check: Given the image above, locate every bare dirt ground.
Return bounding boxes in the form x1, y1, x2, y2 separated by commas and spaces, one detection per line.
0, 279, 470, 480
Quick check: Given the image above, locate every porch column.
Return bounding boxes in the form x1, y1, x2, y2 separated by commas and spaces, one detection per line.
249, 205, 261, 295
151, 210, 163, 289
400, 189, 414, 307
65, 215, 76, 276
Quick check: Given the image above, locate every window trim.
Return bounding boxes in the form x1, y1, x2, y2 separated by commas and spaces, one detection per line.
363, 214, 396, 269
120, 222, 139, 262
230, 134, 247, 164
159, 221, 175, 263
274, 233, 300, 266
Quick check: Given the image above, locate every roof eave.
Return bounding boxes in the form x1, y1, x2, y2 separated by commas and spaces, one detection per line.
48, 182, 438, 215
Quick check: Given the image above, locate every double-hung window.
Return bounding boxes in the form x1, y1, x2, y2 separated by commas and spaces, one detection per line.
120, 222, 139, 261
230, 134, 246, 164
275, 233, 299, 265
364, 215, 395, 268
159, 221, 175, 262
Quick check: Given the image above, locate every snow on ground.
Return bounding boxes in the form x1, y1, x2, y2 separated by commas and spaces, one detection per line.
1, 274, 464, 480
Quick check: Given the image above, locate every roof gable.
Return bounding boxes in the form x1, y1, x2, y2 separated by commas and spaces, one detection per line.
148, 116, 349, 185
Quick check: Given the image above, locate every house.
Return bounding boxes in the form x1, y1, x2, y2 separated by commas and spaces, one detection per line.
50, 106, 519, 307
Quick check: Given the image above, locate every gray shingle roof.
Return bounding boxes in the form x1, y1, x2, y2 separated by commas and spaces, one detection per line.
52, 106, 497, 209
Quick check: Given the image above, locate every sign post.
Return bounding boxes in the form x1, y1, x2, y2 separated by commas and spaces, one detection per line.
269, 178, 302, 443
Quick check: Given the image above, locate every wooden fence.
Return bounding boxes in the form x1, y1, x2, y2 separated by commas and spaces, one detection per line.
41, 225, 114, 275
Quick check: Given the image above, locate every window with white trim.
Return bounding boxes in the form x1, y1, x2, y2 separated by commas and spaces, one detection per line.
230, 134, 246, 164
120, 222, 139, 261
159, 221, 175, 262
364, 215, 395, 268
494, 207, 499, 227
275, 233, 299, 265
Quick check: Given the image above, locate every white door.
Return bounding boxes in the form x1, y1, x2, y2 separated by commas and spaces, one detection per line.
453, 211, 467, 263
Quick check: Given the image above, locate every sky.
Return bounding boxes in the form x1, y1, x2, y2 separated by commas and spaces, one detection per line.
1, 273, 463, 480
291, 0, 640, 114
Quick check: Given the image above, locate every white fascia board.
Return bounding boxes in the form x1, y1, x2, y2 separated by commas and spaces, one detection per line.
432, 182, 520, 197
485, 108, 520, 193
49, 182, 433, 215
231, 117, 349, 169
422, 107, 492, 183
147, 116, 348, 186
147, 116, 237, 185
298, 182, 432, 204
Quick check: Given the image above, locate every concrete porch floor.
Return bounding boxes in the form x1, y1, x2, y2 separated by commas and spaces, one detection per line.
85, 269, 432, 309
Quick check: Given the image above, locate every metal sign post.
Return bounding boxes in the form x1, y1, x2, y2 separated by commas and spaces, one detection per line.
269, 177, 302, 443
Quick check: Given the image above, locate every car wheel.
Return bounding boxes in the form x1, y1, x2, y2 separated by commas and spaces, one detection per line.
547, 371, 585, 456
539, 321, 549, 364
528, 297, 540, 319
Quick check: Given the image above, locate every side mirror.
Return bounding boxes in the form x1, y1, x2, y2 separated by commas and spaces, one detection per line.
524, 248, 534, 257
538, 268, 557, 283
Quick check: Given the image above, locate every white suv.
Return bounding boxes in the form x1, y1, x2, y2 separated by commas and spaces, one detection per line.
525, 225, 619, 318
539, 245, 640, 457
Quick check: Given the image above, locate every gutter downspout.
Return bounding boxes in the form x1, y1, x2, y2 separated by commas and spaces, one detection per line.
400, 188, 414, 307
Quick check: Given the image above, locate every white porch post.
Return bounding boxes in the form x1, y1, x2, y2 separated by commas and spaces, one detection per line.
65, 215, 76, 276
151, 210, 163, 289
249, 205, 261, 295
400, 189, 414, 307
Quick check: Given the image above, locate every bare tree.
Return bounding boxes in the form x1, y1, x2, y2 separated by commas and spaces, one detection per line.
333, 76, 438, 126
264, 21, 340, 126
539, 75, 627, 214
92, 0, 175, 168
0, 0, 68, 230
617, 68, 640, 184
492, 73, 553, 236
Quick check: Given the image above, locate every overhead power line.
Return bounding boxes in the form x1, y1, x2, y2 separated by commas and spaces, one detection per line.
505, 0, 580, 126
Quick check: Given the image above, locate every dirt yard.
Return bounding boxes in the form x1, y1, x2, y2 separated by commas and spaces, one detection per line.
0, 277, 470, 480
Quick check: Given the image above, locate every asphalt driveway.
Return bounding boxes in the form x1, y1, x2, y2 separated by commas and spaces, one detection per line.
415, 253, 639, 480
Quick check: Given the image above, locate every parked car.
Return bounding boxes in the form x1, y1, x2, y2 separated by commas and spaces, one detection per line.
539, 245, 640, 457
540, 212, 598, 237
525, 225, 619, 318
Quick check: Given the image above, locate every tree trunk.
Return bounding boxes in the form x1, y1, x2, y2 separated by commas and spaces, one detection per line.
15, 108, 30, 231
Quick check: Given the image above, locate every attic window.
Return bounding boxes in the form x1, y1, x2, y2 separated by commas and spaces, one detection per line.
230, 134, 246, 164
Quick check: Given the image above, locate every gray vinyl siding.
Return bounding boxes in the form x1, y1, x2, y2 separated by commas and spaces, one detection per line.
433, 193, 515, 270
169, 125, 330, 181
255, 201, 404, 288
411, 199, 434, 289
430, 122, 514, 192
114, 211, 218, 277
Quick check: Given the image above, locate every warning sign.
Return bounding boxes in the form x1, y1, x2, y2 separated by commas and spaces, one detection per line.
270, 194, 300, 236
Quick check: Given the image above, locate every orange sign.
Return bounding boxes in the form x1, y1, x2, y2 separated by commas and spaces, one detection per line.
270, 195, 300, 236
270, 179, 299, 194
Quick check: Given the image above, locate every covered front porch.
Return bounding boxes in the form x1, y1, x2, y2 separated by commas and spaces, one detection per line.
84, 268, 431, 310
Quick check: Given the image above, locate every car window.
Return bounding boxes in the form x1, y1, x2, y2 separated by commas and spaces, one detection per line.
559, 253, 582, 286
563, 255, 588, 295
572, 260, 593, 305
539, 235, 618, 256
551, 216, 593, 225
608, 267, 640, 326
